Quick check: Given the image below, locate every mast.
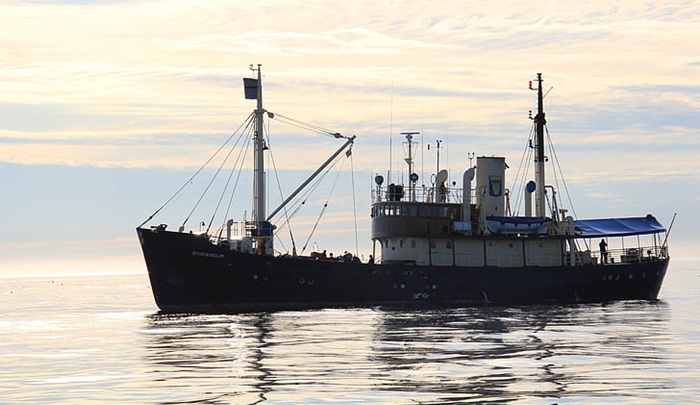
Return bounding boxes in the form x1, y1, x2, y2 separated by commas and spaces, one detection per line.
533, 73, 546, 217
252, 64, 265, 223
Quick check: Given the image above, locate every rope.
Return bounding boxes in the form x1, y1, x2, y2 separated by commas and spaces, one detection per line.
509, 123, 535, 216
268, 136, 298, 255
272, 150, 345, 233
546, 125, 578, 219
301, 203, 328, 255
300, 154, 348, 254
206, 122, 255, 234
183, 117, 256, 231
350, 148, 359, 256
272, 112, 348, 139
211, 126, 253, 237
138, 113, 255, 228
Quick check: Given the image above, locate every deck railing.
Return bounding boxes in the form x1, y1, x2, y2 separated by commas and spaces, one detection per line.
372, 185, 466, 204
590, 245, 667, 265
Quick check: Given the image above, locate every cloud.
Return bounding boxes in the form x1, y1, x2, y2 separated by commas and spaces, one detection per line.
2, 0, 700, 268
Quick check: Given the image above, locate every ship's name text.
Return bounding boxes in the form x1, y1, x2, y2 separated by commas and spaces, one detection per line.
192, 251, 225, 259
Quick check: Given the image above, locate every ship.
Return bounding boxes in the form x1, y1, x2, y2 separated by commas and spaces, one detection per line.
137, 66, 671, 313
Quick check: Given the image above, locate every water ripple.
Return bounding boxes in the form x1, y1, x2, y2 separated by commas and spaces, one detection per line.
2, 269, 698, 405
137, 302, 676, 404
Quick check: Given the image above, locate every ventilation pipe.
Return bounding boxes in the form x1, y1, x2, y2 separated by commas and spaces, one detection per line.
226, 219, 234, 241
462, 167, 475, 222
525, 180, 536, 217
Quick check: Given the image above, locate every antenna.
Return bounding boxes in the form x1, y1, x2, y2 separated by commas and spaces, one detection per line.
401, 131, 420, 201
435, 139, 443, 177
421, 125, 425, 190
388, 84, 394, 185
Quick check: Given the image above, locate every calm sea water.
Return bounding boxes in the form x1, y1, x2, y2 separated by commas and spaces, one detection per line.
1, 261, 699, 404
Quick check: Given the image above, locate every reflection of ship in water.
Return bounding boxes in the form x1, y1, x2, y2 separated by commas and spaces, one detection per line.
371, 303, 672, 403
141, 303, 671, 404
142, 313, 274, 404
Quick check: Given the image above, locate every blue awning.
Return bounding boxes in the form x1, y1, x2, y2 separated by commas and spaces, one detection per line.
574, 215, 666, 237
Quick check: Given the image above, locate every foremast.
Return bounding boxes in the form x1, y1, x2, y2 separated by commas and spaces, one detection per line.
252, 64, 265, 225
246, 64, 274, 255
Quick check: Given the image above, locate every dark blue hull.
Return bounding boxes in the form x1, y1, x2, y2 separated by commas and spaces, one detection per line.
137, 228, 669, 313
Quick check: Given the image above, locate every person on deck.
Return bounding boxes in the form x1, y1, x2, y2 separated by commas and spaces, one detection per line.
599, 239, 608, 264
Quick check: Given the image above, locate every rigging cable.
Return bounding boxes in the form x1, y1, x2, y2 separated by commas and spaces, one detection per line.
350, 147, 359, 257
267, 134, 298, 256
213, 126, 254, 238
207, 120, 256, 234
272, 149, 346, 234
510, 124, 536, 215
545, 125, 577, 219
182, 116, 257, 231
271, 113, 348, 139
300, 153, 348, 255
138, 113, 256, 228
276, 153, 344, 231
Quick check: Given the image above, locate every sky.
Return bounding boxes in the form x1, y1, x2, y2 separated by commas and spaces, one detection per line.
1, 0, 699, 276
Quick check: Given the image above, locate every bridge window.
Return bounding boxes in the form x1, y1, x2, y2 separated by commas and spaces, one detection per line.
383, 205, 392, 216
